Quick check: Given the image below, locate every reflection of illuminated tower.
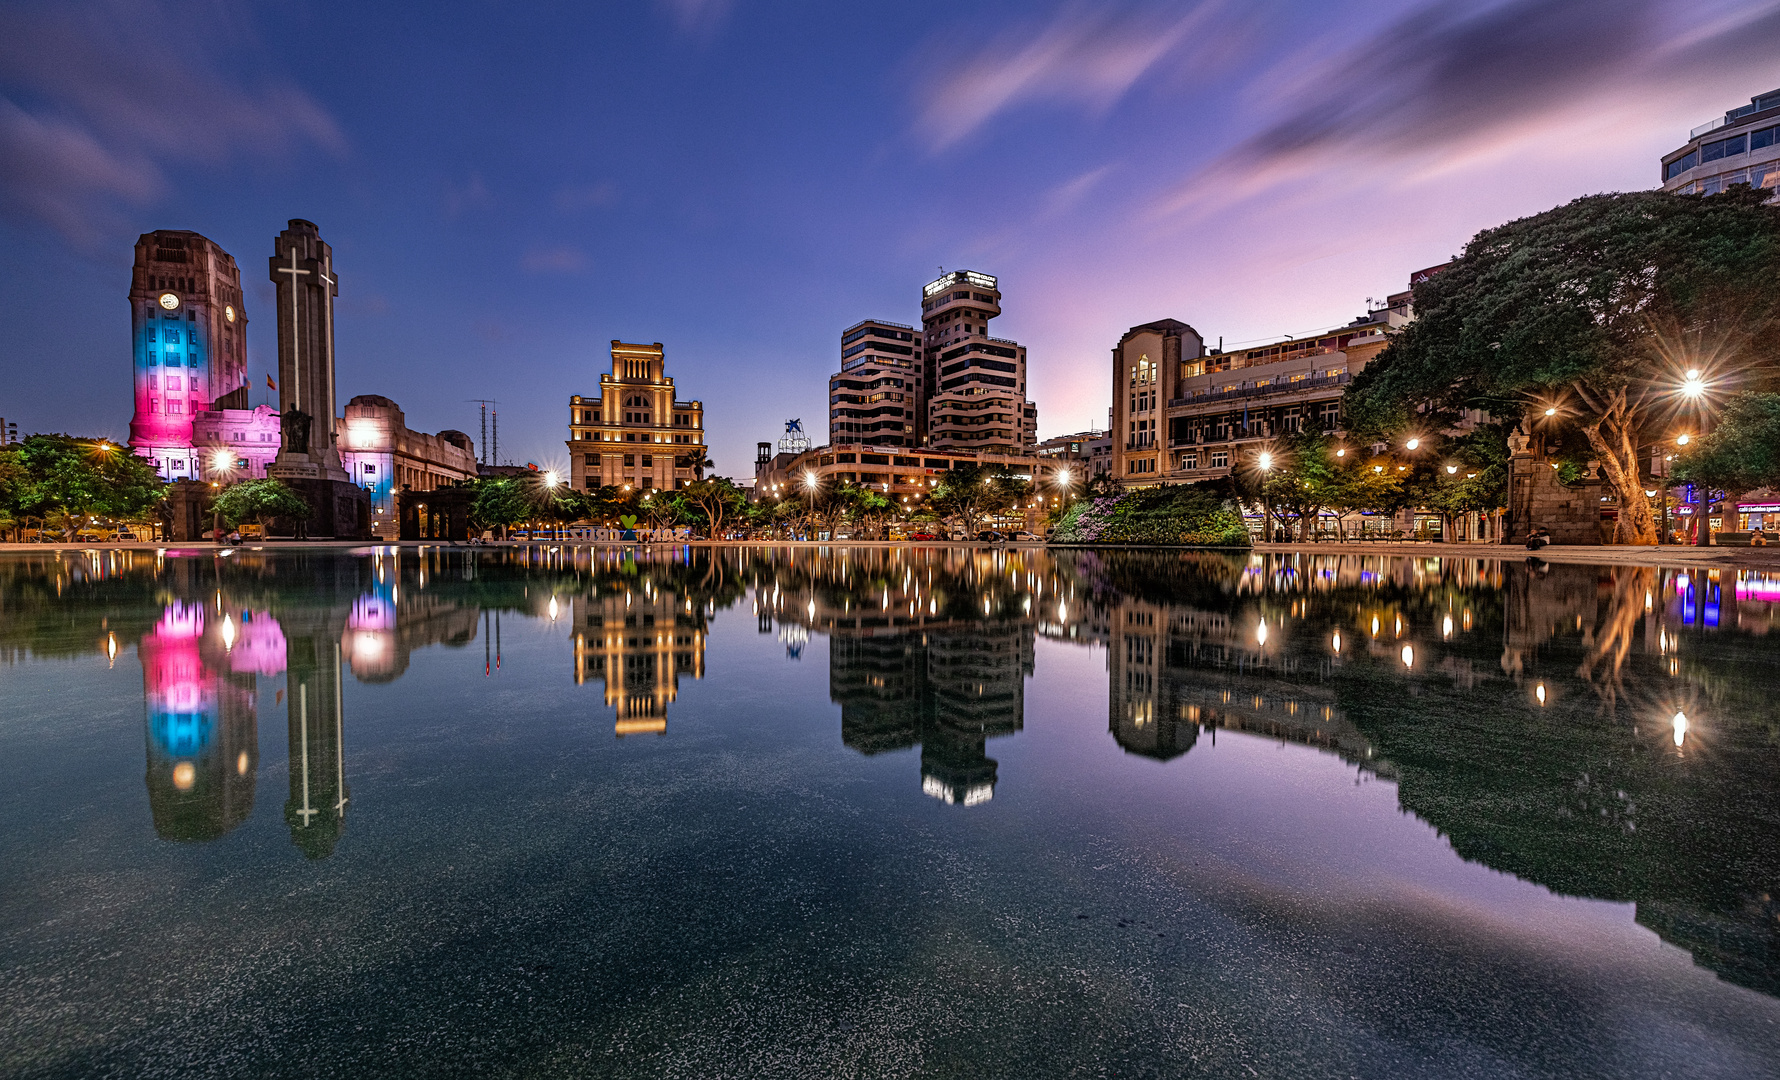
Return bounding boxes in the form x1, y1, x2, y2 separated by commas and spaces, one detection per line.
285, 635, 349, 859
139, 602, 258, 841
572, 589, 706, 736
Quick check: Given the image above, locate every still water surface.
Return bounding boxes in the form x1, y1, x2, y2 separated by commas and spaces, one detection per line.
3, 546, 1779, 1078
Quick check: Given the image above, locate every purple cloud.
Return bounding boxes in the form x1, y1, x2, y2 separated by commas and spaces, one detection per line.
0, 0, 345, 246
1160, 0, 1780, 214
521, 246, 590, 274
912, 0, 1232, 152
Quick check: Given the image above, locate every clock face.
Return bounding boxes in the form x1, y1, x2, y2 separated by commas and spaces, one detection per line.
158, 293, 179, 311
225, 305, 235, 323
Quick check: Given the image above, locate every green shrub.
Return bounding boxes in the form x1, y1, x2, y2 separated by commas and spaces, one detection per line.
1051, 487, 1250, 546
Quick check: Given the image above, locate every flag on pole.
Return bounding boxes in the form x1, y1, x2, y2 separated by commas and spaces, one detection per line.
266, 374, 276, 391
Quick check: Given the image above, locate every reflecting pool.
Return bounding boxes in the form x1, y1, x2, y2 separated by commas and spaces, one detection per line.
3, 546, 1780, 1077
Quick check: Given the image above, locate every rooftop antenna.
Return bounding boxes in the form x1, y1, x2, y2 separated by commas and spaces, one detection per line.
469, 400, 498, 465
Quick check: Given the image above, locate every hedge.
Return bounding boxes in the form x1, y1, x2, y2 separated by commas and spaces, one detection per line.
1050, 487, 1250, 547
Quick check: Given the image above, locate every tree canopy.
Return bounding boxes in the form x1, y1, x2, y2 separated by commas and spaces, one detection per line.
1346, 187, 1780, 543
1671, 390, 1780, 496
211, 478, 310, 529
3, 435, 165, 537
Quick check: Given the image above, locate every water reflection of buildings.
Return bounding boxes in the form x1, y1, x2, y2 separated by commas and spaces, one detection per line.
140, 602, 260, 841
743, 547, 1045, 805
830, 623, 1033, 806
1103, 592, 1380, 771
572, 585, 707, 736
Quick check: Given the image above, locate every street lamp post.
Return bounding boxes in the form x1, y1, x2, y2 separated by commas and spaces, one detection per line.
1256, 450, 1275, 543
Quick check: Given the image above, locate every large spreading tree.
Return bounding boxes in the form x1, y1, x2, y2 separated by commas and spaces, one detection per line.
1346, 186, 1780, 544
8, 436, 164, 538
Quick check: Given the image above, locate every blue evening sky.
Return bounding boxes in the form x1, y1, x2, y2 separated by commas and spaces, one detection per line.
3, 0, 1778, 473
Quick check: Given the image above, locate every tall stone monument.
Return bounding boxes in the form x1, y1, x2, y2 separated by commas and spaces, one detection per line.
266, 220, 369, 538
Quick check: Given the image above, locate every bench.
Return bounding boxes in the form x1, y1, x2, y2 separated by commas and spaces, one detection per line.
1713, 531, 1780, 546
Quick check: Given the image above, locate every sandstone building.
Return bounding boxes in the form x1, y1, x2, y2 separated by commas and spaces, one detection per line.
566, 341, 707, 492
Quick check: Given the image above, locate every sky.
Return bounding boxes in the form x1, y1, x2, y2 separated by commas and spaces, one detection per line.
3, 0, 1780, 476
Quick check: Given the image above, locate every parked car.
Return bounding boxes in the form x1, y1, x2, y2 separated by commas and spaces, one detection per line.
1009, 531, 1043, 542
908, 531, 940, 541
976, 530, 1005, 542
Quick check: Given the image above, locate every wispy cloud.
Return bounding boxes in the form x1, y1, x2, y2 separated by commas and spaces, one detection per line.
658, 0, 734, 38
0, 0, 344, 247
1043, 164, 1115, 217
521, 246, 589, 274
913, 0, 1229, 151
443, 174, 492, 219
1159, 0, 1780, 216
553, 181, 620, 212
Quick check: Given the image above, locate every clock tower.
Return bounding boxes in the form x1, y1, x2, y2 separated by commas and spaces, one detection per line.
125, 230, 250, 480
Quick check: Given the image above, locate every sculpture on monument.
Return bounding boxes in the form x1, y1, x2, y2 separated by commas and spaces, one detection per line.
280, 410, 312, 455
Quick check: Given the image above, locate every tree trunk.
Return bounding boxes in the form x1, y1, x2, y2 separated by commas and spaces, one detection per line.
1580, 387, 1658, 545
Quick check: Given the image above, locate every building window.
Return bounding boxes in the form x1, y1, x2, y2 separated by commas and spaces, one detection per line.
1180, 453, 1198, 470
1210, 450, 1229, 468
167, 401, 182, 414
641, 455, 653, 467
623, 454, 635, 466
363, 464, 376, 474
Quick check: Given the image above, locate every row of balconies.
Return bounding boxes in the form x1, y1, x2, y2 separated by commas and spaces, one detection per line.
1165, 371, 1349, 409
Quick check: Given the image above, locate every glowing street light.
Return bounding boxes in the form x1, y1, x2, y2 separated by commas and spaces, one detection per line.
1404, 437, 1420, 450
1680, 369, 1706, 399
1676, 433, 1692, 446
1544, 407, 1557, 417
1257, 451, 1274, 471
543, 470, 561, 489
803, 470, 820, 492
1445, 464, 1458, 474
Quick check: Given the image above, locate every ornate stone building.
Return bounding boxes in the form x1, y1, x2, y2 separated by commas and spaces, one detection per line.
126, 230, 276, 480
566, 341, 707, 492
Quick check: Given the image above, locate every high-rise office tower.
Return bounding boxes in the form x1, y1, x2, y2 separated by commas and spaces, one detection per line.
829, 270, 1038, 453
919, 270, 1036, 452
828, 320, 924, 447
126, 231, 251, 480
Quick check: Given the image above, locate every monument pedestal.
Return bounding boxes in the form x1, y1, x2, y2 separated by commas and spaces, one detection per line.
268, 456, 370, 540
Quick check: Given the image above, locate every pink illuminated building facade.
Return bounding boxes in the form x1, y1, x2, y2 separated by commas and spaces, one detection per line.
126, 230, 280, 481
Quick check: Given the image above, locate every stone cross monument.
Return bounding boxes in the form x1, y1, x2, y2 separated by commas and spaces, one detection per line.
264, 219, 369, 538
267, 219, 348, 483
